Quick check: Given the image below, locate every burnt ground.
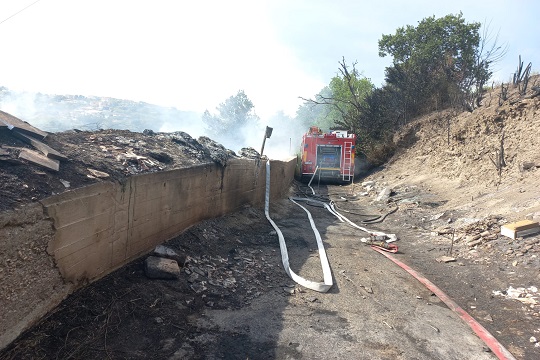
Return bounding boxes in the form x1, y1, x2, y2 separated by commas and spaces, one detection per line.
0, 182, 510, 360
0, 176, 538, 359
2, 80, 540, 359
0, 128, 240, 212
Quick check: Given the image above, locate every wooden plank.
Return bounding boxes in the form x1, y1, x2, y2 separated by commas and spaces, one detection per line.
18, 149, 60, 171
12, 131, 68, 161
501, 220, 540, 239
0, 110, 48, 140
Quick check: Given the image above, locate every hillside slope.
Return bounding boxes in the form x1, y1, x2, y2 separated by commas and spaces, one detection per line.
370, 76, 540, 221
358, 76, 540, 358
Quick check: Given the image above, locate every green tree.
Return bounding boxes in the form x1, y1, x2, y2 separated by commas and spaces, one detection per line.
299, 57, 373, 133
202, 90, 259, 145
327, 60, 373, 133
378, 13, 503, 116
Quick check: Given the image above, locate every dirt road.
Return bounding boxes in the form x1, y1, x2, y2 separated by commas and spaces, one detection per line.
2, 181, 516, 360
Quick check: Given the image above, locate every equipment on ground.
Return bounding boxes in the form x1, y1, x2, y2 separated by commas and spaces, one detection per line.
298, 126, 356, 183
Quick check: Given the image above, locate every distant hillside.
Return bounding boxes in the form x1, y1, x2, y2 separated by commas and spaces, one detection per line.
0, 87, 201, 133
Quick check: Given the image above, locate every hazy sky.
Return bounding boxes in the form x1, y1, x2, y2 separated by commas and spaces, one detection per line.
0, 0, 538, 120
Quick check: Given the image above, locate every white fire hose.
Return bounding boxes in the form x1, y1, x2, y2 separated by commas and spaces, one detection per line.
265, 161, 333, 292
265, 161, 398, 292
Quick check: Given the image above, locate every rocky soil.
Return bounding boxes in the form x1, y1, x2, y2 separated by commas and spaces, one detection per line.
358, 76, 540, 359
0, 127, 256, 212
1, 77, 540, 359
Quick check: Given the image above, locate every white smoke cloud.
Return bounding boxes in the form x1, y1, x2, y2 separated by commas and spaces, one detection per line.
0, 88, 310, 161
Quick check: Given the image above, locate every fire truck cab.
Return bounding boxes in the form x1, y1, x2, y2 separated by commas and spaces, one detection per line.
299, 126, 356, 183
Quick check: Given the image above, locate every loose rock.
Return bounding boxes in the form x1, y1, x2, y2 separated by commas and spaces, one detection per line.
145, 256, 181, 280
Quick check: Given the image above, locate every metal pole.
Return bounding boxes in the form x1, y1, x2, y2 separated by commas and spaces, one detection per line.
260, 126, 273, 158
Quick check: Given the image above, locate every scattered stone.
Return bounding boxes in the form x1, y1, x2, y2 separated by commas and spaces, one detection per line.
283, 287, 295, 295
466, 234, 482, 242
187, 273, 200, 283
145, 256, 181, 280
361, 181, 375, 187
436, 227, 454, 235
222, 277, 237, 288
430, 212, 445, 221
198, 136, 236, 166
493, 286, 539, 305
59, 179, 70, 188
87, 168, 109, 178
375, 187, 393, 202
468, 239, 483, 247
190, 282, 207, 294
238, 147, 260, 159
190, 266, 207, 277
153, 244, 177, 258
436, 256, 456, 263
153, 245, 185, 265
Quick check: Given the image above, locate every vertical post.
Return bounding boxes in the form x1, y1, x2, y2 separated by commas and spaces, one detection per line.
289, 137, 291, 154
260, 126, 273, 158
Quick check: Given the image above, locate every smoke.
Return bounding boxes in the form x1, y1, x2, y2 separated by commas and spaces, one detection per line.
159, 104, 307, 161
0, 89, 41, 126
259, 111, 304, 160
158, 112, 205, 138
0, 88, 201, 134
0, 87, 309, 161
191, 110, 305, 161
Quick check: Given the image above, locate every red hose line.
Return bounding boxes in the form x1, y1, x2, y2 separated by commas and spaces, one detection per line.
372, 247, 516, 360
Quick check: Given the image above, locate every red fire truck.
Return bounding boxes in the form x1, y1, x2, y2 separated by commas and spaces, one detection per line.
298, 126, 356, 183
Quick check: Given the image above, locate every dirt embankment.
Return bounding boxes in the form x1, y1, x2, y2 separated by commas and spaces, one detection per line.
357, 76, 540, 359
386, 76, 540, 220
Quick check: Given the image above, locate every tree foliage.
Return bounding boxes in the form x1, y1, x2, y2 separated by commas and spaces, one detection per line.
202, 90, 259, 145
295, 13, 506, 168
378, 13, 503, 117
299, 58, 373, 132
299, 58, 379, 157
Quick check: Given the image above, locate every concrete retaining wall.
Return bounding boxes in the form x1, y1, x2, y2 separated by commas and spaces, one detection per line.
0, 157, 295, 350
